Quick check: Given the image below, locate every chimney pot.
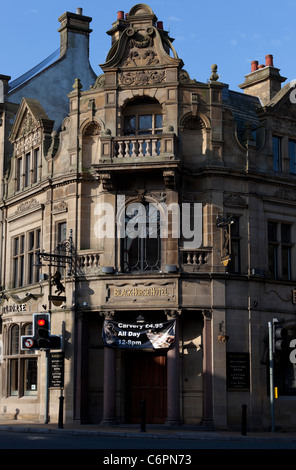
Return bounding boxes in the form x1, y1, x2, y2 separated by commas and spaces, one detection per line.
76, 8, 83, 15
258, 64, 265, 69
251, 61, 258, 72
117, 11, 124, 20
265, 54, 274, 67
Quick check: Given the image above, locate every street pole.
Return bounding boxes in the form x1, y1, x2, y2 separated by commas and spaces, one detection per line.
44, 349, 49, 424
268, 321, 274, 432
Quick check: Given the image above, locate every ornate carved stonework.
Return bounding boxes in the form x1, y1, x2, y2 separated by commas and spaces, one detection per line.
20, 111, 35, 137
224, 193, 247, 207
123, 49, 159, 67
274, 188, 296, 201
16, 198, 39, 213
118, 70, 165, 86
53, 201, 68, 214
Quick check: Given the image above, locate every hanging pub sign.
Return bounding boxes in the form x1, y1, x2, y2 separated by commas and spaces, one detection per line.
102, 320, 175, 349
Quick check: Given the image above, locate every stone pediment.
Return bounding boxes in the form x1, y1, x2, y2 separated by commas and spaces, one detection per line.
100, 4, 183, 72
9, 97, 54, 144
262, 82, 296, 134
267, 83, 296, 118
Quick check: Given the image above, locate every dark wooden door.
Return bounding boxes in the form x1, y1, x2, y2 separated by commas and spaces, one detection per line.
125, 352, 167, 424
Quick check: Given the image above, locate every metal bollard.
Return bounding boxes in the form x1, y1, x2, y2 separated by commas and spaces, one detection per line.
58, 394, 64, 429
241, 404, 247, 435
140, 399, 146, 432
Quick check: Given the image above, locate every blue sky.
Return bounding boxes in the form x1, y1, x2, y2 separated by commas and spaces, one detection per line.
1, 0, 296, 91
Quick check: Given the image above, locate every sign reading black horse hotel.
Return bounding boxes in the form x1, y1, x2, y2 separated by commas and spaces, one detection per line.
102, 320, 175, 349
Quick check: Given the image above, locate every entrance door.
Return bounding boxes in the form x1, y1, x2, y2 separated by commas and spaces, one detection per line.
125, 352, 167, 424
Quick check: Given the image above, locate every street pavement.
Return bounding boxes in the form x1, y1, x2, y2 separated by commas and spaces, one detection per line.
0, 419, 296, 444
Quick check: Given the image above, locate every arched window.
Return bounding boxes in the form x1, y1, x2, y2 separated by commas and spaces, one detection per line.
117, 97, 163, 158
122, 202, 161, 272
122, 97, 163, 136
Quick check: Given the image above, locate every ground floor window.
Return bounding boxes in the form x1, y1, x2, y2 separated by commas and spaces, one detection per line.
6, 323, 38, 396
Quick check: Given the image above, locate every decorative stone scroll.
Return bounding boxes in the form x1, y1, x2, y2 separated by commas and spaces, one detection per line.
118, 70, 165, 86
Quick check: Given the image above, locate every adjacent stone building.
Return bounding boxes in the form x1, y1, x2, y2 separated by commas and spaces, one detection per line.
0, 4, 295, 430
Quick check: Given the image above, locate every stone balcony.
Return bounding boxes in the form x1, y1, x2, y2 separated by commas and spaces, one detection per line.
180, 248, 212, 272
97, 132, 178, 164
77, 250, 102, 276
92, 132, 179, 187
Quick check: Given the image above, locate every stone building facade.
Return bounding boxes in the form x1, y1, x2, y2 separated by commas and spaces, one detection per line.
0, 4, 296, 430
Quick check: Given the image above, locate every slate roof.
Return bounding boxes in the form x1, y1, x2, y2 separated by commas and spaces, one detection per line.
8, 49, 60, 94
222, 85, 262, 142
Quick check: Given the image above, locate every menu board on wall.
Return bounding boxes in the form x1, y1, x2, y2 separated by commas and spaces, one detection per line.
49, 352, 64, 389
226, 352, 250, 390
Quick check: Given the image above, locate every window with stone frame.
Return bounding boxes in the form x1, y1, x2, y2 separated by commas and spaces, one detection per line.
227, 215, 241, 274
120, 97, 163, 157
289, 139, 296, 175
6, 323, 38, 397
12, 228, 41, 288
28, 228, 41, 284
122, 202, 161, 272
15, 147, 40, 192
268, 221, 293, 280
272, 135, 282, 172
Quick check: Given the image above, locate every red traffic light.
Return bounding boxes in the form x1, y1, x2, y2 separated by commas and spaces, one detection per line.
38, 318, 46, 326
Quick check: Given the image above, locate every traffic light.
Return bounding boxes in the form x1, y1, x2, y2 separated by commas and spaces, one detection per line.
273, 320, 289, 352
21, 313, 62, 350
35, 314, 50, 348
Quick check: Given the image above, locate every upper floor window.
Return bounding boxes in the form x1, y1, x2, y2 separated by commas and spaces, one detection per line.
122, 203, 161, 273
13, 235, 25, 288
227, 216, 241, 274
118, 97, 163, 158
268, 221, 292, 280
289, 139, 296, 174
15, 147, 40, 192
124, 113, 163, 136
123, 97, 163, 137
273, 136, 282, 172
28, 229, 41, 285
12, 228, 41, 288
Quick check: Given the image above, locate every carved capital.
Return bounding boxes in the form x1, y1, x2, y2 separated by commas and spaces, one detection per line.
202, 309, 212, 321
100, 310, 115, 320
165, 309, 181, 320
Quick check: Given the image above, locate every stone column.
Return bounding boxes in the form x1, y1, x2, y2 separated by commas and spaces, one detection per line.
201, 309, 213, 426
101, 311, 117, 424
165, 309, 181, 426
74, 311, 89, 423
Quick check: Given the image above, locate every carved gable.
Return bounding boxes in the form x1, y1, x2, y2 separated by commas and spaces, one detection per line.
100, 3, 183, 73
267, 83, 296, 133
9, 98, 54, 145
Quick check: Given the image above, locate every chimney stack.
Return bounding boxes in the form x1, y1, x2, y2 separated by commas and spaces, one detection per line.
58, 9, 93, 57
251, 61, 258, 72
239, 54, 286, 105
265, 54, 274, 67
